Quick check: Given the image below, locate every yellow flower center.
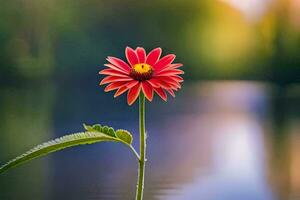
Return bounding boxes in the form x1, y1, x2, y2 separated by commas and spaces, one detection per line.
133, 63, 152, 74
130, 63, 153, 81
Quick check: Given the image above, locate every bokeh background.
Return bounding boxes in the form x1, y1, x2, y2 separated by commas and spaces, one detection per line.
0, 0, 299, 200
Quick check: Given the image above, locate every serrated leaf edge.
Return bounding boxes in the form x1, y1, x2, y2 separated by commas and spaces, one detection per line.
0, 131, 135, 174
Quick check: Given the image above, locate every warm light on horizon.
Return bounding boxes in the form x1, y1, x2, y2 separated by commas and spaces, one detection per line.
220, 0, 272, 21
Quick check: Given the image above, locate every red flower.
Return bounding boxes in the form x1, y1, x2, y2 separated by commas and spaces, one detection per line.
99, 47, 184, 105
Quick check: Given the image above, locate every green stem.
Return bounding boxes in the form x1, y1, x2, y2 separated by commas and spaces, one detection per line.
135, 93, 146, 200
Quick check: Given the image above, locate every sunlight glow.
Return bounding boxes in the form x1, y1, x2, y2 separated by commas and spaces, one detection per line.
221, 0, 272, 21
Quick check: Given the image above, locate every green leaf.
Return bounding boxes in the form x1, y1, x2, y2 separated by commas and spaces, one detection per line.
0, 126, 135, 174
83, 123, 94, 132
92, 124, 102, 132
115, 129, 133, 144
83, 123, 116, 137
107, 128, 116, 137
102, 126, 109, 134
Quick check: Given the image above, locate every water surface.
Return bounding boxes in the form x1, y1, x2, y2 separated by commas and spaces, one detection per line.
0, 81, 299, 200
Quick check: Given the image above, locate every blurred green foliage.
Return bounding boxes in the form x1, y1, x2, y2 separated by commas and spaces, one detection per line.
0, 0, 299, 84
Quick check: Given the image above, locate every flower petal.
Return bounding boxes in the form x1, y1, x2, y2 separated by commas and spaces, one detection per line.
147, 79, 160, 88
156, 63, 183, 73
168, 63, 183, 69
155, 69, 184, 76
151, 78, 173, 89
127, 83, 141, 105
126, 80, 139, 88
106, 57, 131, 72
153, 87, 167, 101
104, 64, 130, 74
163, 82, 180, 90
114, 86, 129, 97
166, 89, 176, 97
155, 76, 181, 88
136, 47, 146, 63
126, 47, 139, 66
99, 69, 129, 77
141, 81, 153, 101
153, 54, 176, 72
104, 81, 128, 92
160, 81, 178, 90
100, 76, 133, 85
168, 75, 184, 82
146, 47, 162, 66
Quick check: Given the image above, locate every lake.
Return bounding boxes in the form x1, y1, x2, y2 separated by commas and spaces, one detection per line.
0, 81, 299, 200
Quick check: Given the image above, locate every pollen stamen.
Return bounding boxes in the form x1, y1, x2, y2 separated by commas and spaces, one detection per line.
130, 63, 153, 81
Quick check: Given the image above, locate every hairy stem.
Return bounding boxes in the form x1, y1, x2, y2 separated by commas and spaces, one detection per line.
135, 93, 146, 200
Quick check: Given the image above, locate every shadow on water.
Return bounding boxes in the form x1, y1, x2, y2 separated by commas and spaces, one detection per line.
0, 81, 299, 200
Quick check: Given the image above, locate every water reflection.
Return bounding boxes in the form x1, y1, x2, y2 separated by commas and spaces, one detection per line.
159, 82, 273, 200
0, 81, 299, 200
289, 124, 300, 199
0, 84, 55, 200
